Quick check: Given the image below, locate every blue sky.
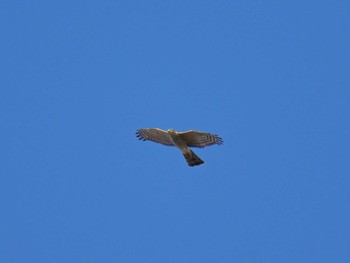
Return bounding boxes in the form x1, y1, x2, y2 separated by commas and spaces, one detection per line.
1, 1, 349, 262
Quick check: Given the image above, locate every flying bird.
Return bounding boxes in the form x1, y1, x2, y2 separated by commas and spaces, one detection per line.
136, 128, 223, 167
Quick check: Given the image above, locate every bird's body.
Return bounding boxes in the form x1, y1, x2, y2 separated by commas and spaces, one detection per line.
136, 128, 223, 167
167, 129, 205, 166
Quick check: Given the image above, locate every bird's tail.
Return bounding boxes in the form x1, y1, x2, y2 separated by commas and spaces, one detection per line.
183, 149, 204, 167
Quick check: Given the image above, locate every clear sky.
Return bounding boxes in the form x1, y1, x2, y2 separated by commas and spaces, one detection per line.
1, 1, 349, 262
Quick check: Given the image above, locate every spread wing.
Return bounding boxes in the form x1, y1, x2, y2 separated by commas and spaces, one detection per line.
179, 130, 223, 148
136, 128, 174, 146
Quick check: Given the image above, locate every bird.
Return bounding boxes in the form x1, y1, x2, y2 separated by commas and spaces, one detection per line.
136, 128, 223, 167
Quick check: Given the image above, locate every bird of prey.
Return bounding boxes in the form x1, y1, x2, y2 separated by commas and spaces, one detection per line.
136, 128, 223, 167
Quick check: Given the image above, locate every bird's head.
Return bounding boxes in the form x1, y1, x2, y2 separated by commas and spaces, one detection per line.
167, 128, 176, 134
